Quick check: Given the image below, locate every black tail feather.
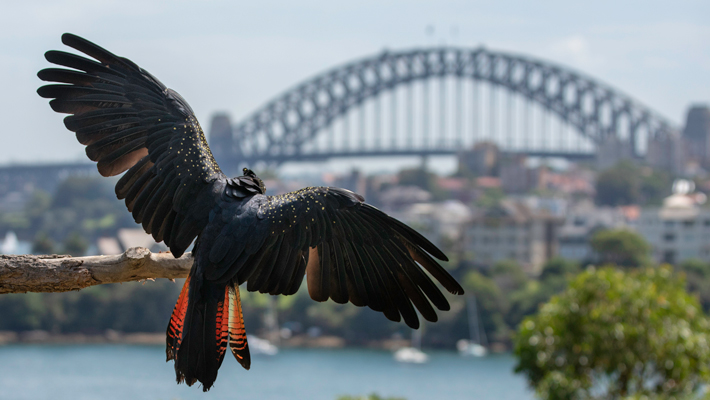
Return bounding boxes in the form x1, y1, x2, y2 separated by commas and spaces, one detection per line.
173, 276, 224, 391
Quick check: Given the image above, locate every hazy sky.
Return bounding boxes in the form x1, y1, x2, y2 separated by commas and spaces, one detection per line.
1, 0, 708, 168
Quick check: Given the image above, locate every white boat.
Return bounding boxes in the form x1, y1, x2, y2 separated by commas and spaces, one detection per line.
248, 336, 278, 356
457, 340, 487, 357
458, 295, 488, 357
394, 326, 428, 364
394, 346, 429, 364
249, 297, 279, 356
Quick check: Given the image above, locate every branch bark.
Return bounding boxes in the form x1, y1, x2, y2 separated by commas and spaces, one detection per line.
0, 247, 192, 294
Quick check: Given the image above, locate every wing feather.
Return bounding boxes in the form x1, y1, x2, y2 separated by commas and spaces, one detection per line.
236, 250, 270, 286
341, 241, 368, 305
284, 253, 307, 295
328, 240, 349, 304
264, 241, 294, 294
246, 236, 284, 292
38, 33, 223, 257
200, 186, 463, 329
349, 245, 384, 311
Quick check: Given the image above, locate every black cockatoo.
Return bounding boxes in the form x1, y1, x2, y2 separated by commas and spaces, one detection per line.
37, 33, 464, 391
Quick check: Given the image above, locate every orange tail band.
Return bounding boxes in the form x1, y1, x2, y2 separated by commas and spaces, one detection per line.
228, 284, 251, 370
215, 286, 230, 363
167, 276, 191, 362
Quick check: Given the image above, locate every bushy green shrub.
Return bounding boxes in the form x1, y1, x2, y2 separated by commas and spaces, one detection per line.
515, 266, 710, 399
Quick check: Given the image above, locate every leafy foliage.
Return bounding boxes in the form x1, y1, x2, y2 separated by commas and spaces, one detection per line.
31, 232, 55, 254
397, 166, 449, 200
0, 279, 182, 332
677, 258, 710, 314
595, 161, 672, 206
596, 162, 639, 206
475, 187, 505, 209
678, 258, 710, 279
397, 167, 438, 192
62, 232, 88, 257
506, 258, 580, 337
463, 270, 509, 342
492, 259, 528, 294
0, 177, 136, 256
459, 258, 580, 345
539, 257, 581, 284
515, 266, 710, 400
590, 229, 651, 268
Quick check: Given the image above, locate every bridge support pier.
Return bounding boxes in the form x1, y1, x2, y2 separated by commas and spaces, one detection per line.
420, 155, 429, 172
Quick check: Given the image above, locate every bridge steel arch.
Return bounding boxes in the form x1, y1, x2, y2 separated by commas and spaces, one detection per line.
225, 47, 677, 167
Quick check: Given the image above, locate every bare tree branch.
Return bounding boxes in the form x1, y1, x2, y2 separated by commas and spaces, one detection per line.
0, 247, 192, 294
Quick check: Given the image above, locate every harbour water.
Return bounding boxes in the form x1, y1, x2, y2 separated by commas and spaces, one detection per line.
0, 345, 533, 400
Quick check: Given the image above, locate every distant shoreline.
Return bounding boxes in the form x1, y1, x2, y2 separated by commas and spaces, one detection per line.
0, 330, 166, 346
0, 330, 512, 352
0, 330, 418, 350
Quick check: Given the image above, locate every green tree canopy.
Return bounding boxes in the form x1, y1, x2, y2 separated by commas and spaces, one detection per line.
31, 232, 55, 255
639, 168, 672, 206
397, 167, 437, 192
506, 258, 581, 330
678, 258, 710, 279
539, 257, 580, 284
590, 229, 651, 268
0, 177, 138, 254
596, 162, 639, 206
515, 266, 710, 400
62, 232, 88, 257
463, 270, 509, 342
397, 166, 450, 200
475, 187, 505, 209
595, 161, 672, 206
678, 258, 710, 313
491, 259, 528, 294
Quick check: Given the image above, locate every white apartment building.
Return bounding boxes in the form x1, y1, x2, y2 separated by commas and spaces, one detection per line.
389, 200, 472, 250
557, 201, 632, 262
464, 199, 563, 275
637, 193, 710, 265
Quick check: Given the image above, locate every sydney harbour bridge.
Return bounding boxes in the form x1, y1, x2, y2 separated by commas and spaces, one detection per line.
0, 45, 680, 195
209, 46, 677, 172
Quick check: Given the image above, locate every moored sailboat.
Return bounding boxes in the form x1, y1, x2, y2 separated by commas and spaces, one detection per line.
457, 295, 488, 357
394, 325, 429, 364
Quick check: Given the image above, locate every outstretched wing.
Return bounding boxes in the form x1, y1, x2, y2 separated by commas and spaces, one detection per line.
37, 33, 224, 257
199, 186, 464, 329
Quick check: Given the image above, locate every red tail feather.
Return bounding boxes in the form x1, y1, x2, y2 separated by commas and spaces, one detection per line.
228, 284, 251, 370
166, 276, 191, 362
215, 287, 229, 364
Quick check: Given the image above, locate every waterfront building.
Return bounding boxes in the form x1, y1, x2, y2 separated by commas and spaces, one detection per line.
390, 200, 472, 250
464, 199, 563, 275
557, 201, 633, 262
637, 190, 710, 264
